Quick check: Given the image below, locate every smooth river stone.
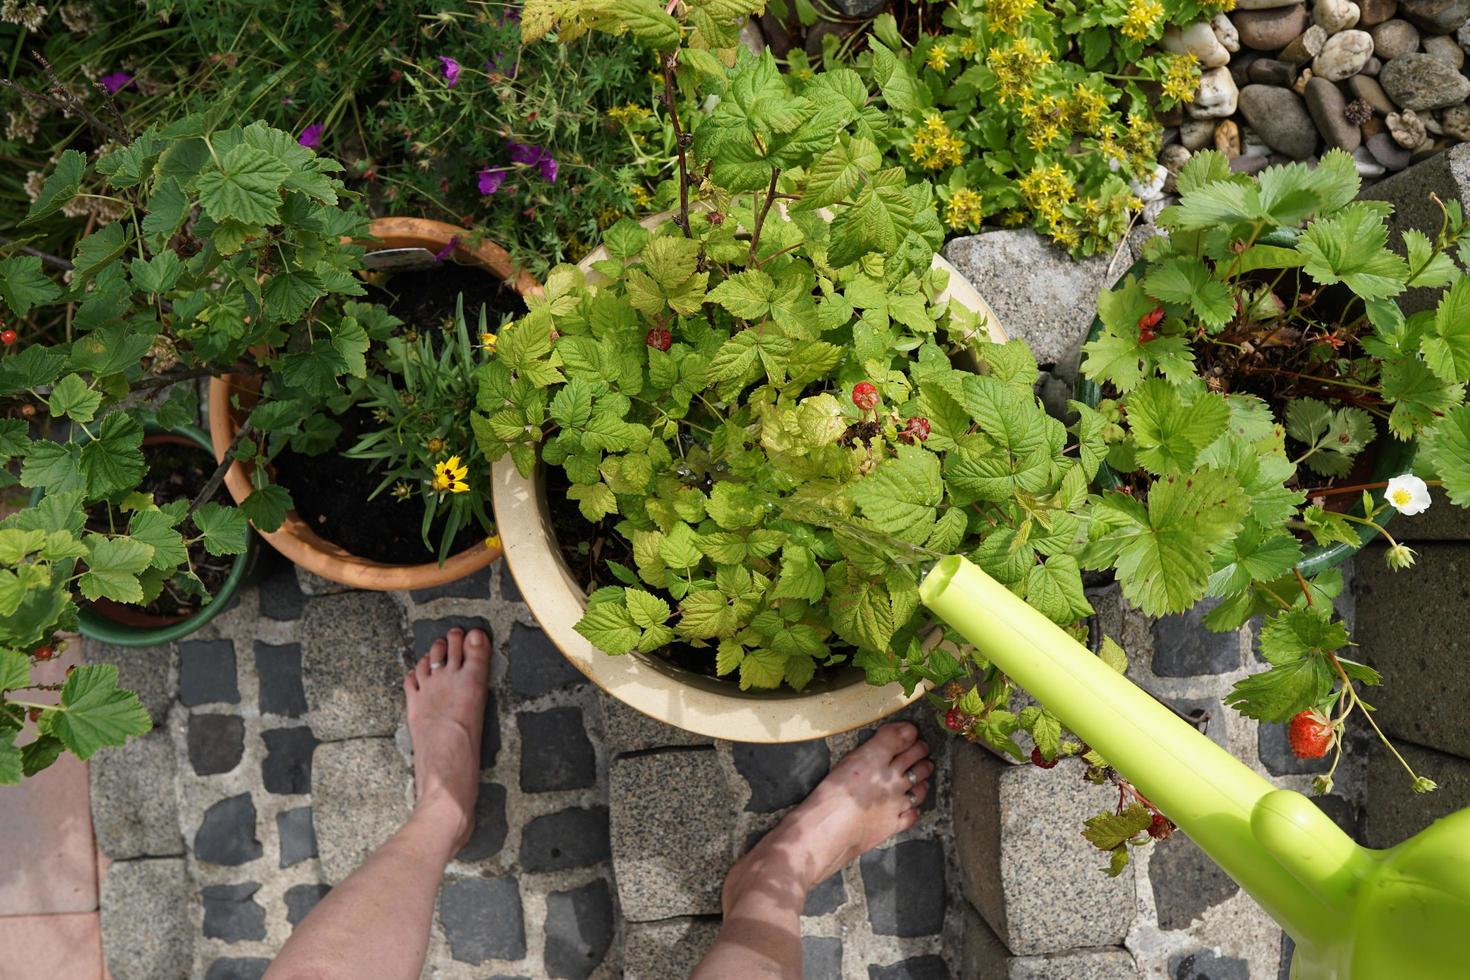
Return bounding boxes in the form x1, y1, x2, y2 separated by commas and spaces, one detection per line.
1380, 51, 1470, 107
1397, 0, 1470, 33
1188, 67, 1241, 118
1317, 0, 1364, 31
1162, 21, 1233, 67
1349, 72, 1400, 112
1359, 0, 1400, 25
1371, 18, 1422, 58
1281, 24, 1329, 63
1236, 4, 1312, 49
1306, 76, 1364, 149
1313, 29, 1376, 80
1387, 108, 1429, 146
1239, 83, 1321, 157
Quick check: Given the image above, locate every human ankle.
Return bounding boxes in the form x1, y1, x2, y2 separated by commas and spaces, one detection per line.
409, 791, 473, 851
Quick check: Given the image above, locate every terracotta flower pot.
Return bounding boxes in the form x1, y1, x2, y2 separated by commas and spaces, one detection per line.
493, 214, 1009, 742
208, 217, 542, 592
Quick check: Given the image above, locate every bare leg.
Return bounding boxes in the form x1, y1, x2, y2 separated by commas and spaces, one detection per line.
691, 722, 933, 980
265, 627, 491, 980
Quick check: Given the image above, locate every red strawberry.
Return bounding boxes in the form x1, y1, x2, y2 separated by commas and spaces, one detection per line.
944, 708, 967, 733
1137, 306, 1164, 343
1030, 746, 1058, 769
852, 382, 880, 411
32, 645, 54, 662
644, 326, 672, 352
0, 329, 16, 345
1287, 710, 1334, 759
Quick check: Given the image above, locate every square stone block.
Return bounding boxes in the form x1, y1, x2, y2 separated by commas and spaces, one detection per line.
83, 640, 176, 724
1364, 737, 1470, 848
962, 903, 1141, 979
311, 738, 411, 885
300, 592, 408, 740
622, 917, 720, 980
610, 748, 737, 920
952, 743, 1135, 955
91, 728, 183, 860
100, 858, 192, 980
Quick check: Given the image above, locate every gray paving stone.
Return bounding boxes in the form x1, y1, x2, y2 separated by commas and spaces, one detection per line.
91, 728, 182, 859
1148, 832, 1240, 930
520, 806, 611, 872
409, 565, 492, 602
518, 707, 597, 792
300, 591, 408, 740
194, 793, 263, 867
312, 738, 410, 884
1355, 542, 1470, 757
803, 936, 844, 980
439, 876, 527, 964
543, 878, 615, 979
1312, 793, 1361, 838
188, 713, 245, 776
868, 955, 952, 980
860, 838, 947, 937
204, 958, 271, 980
1151, 601, 1243, 676
610, 748, 736, 920
455, 781, 509, 862
294, 567, 356, 596
257, 559, 307, 620
179, 638, 240, 706
803, 871, 847, 917
262, 726, 319, 795
1164, 697, 1228, 749
411, 615, 493, 658
732, 739, 830, 812
1364, 736, 1470, 848
942, 230, 1113, 369
508, 621, 588, 698
481, 690, 501, 769
1382, 488, 1470, 541
277, 805, 318, 868
101, 858, 192, 980
952, 743, 1135, 955
201, 882, 267, 942
1258, 716, 1332, 776
284, 883, 332, 927
1170, 949, 1250, 980
84, 640, 176, 724
256, 641, 307, 717
1361, 142, 1470, 313
622, 917, 720, 980
601, 695, 711, 752
963, 904, 1141, 980
498, 560, 523, 602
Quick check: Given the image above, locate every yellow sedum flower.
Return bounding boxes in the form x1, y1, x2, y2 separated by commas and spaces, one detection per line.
910, 113, 965, 170
987, 0, 1036, 34
926, 45, 950, 72
485, 533, 503, 552
1161, 53, 1201, 103
957, 37, 978, 57
1121, 0, 1165, 41
432, 455, 470, 494
986, 37, 1052, 104
1066, 82, 1108, 130
606, 103, 653, 125
481, 331, 497, 352
630, 185, 653, 207
945, 188, 985, 231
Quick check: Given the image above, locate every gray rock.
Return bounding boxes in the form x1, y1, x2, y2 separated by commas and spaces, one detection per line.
284, 882, 332, 927
1313, 28, 1376, 80
1249, 57, 1300, 84
803, 936, 844, 980
953, 745, 1135, 955
733, 739, 831, 812
257, 559, 306, 620
1381, 52, 1470, 108
188, 713, 244, 776
1383, 486, 1470, 537
1399, 0, 1470, 32
101, 858, 192, 980
1356, 143, 1391, 174
255, 641, 307, 717
1235, 4, 1311, 49
293, 567, 355, 596
408, 565, 491, 602
1388, 107, 1430, 145
963, 904, 1142, 979
194, 793, 263, 866
1281, 23, 1329, 62
508, 621, 588, 698
1364, 736, 1470, 846
1307, 76, 1364, 150
201, 882, 267, 942
1180, 118, 1219, 149
518, 707, 597, 793
204, 958, 271, 980
497, 559, 523, 602
1372, 17, 1422, 57
1151, 599, 1245, 675
179, 638, 239, 707
454, 781, 508, 862
262, 725, 319, 795
1230, 154, 1273, 174
1317, 0, 1365, 31
1361, 0, 1402, 24
520, 806, 611, 872
543, 879, 615, 980
1424, 32, 1466, 63
601, 694, 712, 752
1441, 103, 1470, 138
610, 748, 737, 920
1165, 696, 1230, 749
1189, 67, 1242, 118
1239, 84, 1320, 157
1351, 72, 1401, 113
84, 640, 176, 724
311, 738, 410, 884
1148, 832, 1241, 929
860, 838, 947, 937
868, 956, 951, 980
1171, 950, 1251, 979
1368, 130, 1415, 167
300, 591, 407, 740
804, 19, 856, 57
623, 918, 720, 980
941, 231, 1113, 368
804, 871, 847, 916
1236, 0, 1308, 8
438, 876, 527, 963
90, 728, 182, 859
276, 805, 318, 867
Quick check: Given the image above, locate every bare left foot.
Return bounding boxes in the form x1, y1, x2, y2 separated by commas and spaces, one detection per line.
403, 627, 491, 852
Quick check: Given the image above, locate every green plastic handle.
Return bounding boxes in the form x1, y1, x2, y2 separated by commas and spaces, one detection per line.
920, 556, 1470, 979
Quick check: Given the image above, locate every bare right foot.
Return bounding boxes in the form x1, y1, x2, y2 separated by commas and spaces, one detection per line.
403, 627, 491, 853
723, 722, 932, 911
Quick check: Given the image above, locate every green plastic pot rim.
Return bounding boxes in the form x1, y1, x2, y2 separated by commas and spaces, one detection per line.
28, 420, 259, 647
1076, 237, 1415, 578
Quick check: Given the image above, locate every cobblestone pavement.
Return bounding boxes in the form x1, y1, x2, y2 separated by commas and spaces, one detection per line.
89, 556, 961, 979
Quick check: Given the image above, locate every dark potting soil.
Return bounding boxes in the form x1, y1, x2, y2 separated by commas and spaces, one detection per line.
83, 438, 234, 619
270, 261, 525, 565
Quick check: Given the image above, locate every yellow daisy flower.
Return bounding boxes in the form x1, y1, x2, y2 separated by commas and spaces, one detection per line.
481, 331, 497, 352
926, 45, 950, 72
432, 455, 470, 494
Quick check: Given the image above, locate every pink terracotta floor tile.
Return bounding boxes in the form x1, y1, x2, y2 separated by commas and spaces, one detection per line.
0, 911, 104, 980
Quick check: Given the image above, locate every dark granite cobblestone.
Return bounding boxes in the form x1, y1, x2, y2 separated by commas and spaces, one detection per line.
255, 641, 307, 717
195, 794, 263, 866
180, 639, 240, 706
276, 806, 318, 868
409, 566, 492, 602
262, 727, 319, 795
201, 882, 267, 941
188, 714, 245, 776
733, 740, 830, 813
869, 955, 951, 980
1148, 832, 1239, 931
205, 957, 271, 980
508, 622, 587, 698
1171, 949, 1250, 980
518, 707, 597, 792
543, 878, 615, 979
860, 839, 947, 938
521, 807, 612, 872
440, 876, 527, 963
284, 883, 332, 928
802, 936, 843, 979
455, 782, 509, 862
1151, 600, 1242, 676
257, 560, 307, 621
803, 872, 847, 917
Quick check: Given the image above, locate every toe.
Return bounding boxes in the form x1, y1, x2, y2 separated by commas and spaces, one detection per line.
896, 807, 920, 832
445, 628, 466, 669
904, 760, 935, 786
893, 740, 930, 774
419, 639, 446, 680
403, 671, 419, 694
869, 722, 919, 757
464, 629, 491, 674
907, 780, 930, 808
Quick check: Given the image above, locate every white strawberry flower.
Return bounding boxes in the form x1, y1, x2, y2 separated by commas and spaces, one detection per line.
1385, 474, 1431, 516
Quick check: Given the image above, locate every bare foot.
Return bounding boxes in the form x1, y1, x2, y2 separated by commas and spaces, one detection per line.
723, 722, 932, 911
403, 627, 491, 852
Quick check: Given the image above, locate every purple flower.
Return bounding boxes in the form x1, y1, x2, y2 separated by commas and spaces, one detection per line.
507, 141, 540, 165
478, 169, 506, 196
297, 123, 324, 148
538, 155, 558, 183
485, 53, 518, 79
434, 236, 460, 262
99, 71, 133, 95
439, 55, 461, 88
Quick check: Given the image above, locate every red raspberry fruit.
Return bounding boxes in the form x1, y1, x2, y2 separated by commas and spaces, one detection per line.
852, 381, 880, 411
1147, 812, 1174, 840
901, 416, 932, 443
1287, 710, 1334, 759
0, 329, 16, 345
944, 708, 967, 733
27, 708, 41, 723
32, 645, 54, 662
645, 326, 672, 352
1030, 746, 1058, 769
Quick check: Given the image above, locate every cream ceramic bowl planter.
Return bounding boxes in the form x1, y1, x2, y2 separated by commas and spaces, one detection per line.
493, 217, 1007, 742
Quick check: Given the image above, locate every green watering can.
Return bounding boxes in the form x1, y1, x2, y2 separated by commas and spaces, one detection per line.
919, 556, 1470, 980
